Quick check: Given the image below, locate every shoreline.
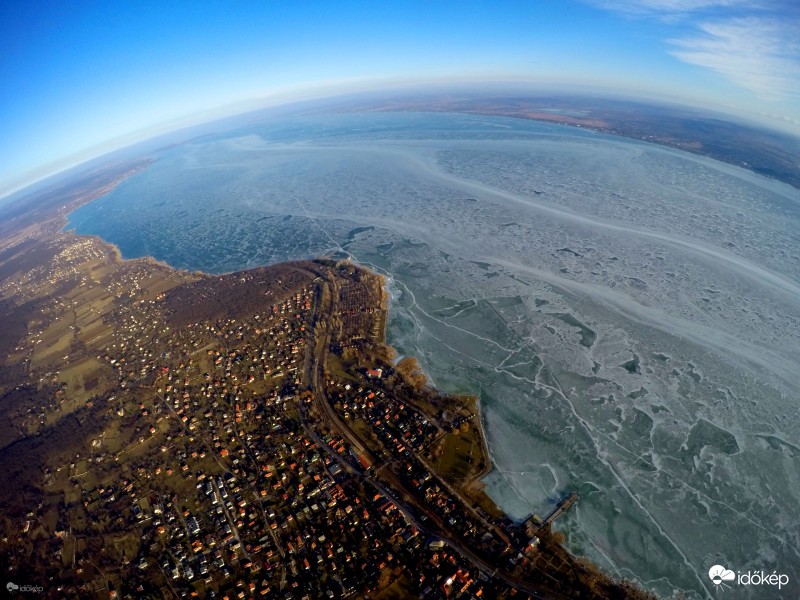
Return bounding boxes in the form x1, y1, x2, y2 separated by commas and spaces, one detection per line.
61, 207, 521, 531
369, 268, 511, 522
56, 173, 502, 501
59, 191, 563, 558
370, 271, 500, 497
311, 260, 654, 598
25, 163, 656, 599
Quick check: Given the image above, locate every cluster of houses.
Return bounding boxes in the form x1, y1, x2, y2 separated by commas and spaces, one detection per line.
30, 280, 515, 599
326, 382, 515, 569
332, 384, 440, 460
0, 258, 547, 598
0, 234, 178, 437
0, 237, 105, 299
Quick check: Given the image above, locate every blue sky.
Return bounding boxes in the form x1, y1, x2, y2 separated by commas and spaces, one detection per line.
2, 0, 799, 198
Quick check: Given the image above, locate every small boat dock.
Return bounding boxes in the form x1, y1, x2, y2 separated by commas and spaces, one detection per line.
525, 492, 579, 535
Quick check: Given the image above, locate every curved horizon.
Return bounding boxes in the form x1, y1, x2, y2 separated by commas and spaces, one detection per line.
3, 76, 800, 203
2, 0, 799, 200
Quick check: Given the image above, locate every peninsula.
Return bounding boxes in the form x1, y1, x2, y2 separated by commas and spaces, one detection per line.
0, 162, 654, 599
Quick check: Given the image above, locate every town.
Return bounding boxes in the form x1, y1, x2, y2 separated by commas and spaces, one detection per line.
0, 171, 655, 600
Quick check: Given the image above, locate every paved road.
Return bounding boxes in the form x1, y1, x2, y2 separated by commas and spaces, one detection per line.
300, 273, 576, 600
298, 394, 574, 600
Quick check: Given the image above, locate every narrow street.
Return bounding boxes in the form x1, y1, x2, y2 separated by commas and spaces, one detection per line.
300, 273, 574, 600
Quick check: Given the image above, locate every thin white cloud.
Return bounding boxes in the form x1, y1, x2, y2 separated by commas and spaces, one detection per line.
669, 17, 800, 100
587, 0, 756, 17
586, 0, 800, 102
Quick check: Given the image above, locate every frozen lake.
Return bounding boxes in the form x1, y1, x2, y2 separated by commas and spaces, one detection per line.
68, 112, 800, 599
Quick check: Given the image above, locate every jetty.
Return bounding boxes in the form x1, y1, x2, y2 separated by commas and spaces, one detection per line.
526, 492, 579, 534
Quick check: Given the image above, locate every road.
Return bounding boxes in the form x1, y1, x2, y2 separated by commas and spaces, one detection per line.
298, 393, 573, 600
300, 272, 575, 600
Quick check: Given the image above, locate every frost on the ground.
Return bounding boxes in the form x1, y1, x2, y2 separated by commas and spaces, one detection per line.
68, 113, 800, 600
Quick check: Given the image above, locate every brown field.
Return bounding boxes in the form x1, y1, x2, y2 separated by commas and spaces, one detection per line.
328, 353, 359, 382
108, 531, 141, 563
435, 428, 482, 482
375, 570, 414, 599
58, 356, 109, 395
30, 319, 74, 365
61, 537, 76, 567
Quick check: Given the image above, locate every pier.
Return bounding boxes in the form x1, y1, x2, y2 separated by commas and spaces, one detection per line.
526, 492, 579, 535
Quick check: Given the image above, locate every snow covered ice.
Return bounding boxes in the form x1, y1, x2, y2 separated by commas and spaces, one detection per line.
68, 112, 800, 599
